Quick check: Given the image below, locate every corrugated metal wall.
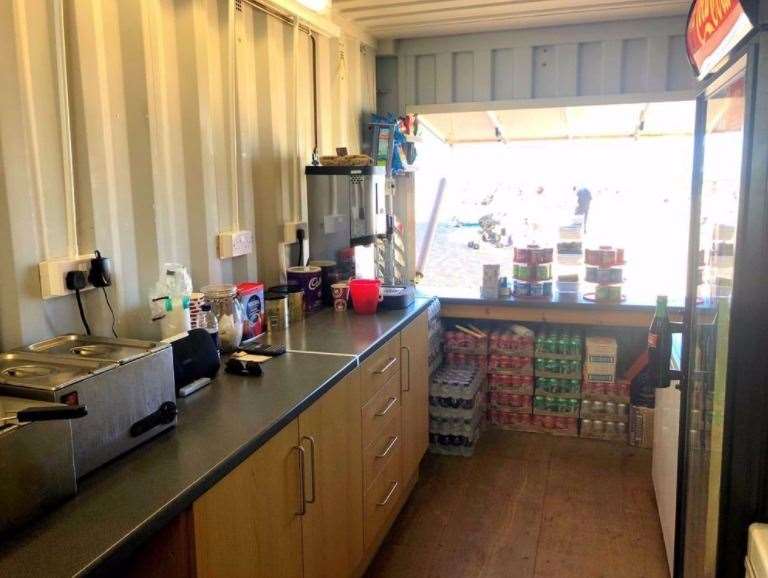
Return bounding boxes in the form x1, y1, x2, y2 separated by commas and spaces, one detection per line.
0, 0, 375, 349
378, 16, 697, 114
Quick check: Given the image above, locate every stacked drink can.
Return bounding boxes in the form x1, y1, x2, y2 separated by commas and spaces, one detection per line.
584, 246, 625, 303
531, 327, 583, 436
580, 336, 628, 442
487, 325, 536, 430
556, 221, 584, 300
427, 299, 444, 377
443, 327, 488, 374
429, 366, 484, 456
512, 246, 553, 298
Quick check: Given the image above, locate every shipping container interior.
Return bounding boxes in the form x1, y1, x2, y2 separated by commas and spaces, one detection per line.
1, 1, 763, 578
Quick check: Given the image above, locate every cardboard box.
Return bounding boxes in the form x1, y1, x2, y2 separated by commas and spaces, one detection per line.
585, 336, 617, 364
629, 405, 654, 449
237, 282, 265, 339
585, 361, 616, 383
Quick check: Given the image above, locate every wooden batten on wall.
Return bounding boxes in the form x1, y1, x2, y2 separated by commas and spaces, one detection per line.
0, 0, 376, 350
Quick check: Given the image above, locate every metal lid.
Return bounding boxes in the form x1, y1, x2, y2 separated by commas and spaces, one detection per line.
305, 165, 384, 176
0, 353, 115, 391
201, 284, 237, 299
22, 335, 167, 364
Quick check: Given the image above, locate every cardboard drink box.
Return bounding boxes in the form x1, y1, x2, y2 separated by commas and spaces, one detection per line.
237, 282, 265, 340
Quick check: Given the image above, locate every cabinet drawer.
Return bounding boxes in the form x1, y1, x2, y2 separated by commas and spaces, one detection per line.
360, 337, 401, 404
364, 441, 402, 551
363, 406, 401, 491
362, 375, 401, 448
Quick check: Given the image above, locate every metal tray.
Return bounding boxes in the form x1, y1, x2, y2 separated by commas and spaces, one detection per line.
22, 335, 167, 364
0, 353, 115, 392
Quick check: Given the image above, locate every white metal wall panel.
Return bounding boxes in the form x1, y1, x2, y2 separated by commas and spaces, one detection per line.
621, 37, 649, 93
578, 41, 604, 96
379, 16, 698, 115
492, 48, 516, 100
533, 45, 558, 98
453, 51, 475, 103
415, 54, 437, 105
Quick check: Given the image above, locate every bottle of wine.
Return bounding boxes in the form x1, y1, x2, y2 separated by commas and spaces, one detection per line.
648, 295, 671, 388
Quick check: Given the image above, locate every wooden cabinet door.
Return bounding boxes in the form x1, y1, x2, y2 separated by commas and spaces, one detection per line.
193, 421, 303, 578
400, 311, 429, 483
299, 369, 363, 578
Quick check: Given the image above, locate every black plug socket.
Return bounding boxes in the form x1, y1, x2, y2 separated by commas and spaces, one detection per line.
65, 270, 88, 291
89, 250, 112, 287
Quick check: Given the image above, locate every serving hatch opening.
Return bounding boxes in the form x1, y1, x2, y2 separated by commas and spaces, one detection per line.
410, 99, 701, 303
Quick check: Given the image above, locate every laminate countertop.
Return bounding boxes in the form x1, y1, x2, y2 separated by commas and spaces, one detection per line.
0, 298, 434, 578
419, 286, 685, 312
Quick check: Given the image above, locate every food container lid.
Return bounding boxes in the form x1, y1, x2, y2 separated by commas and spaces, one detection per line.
268, 284, 303, 294
0, 353, 116, 392
201, 284, 238, 299
265, 292, 288, 301
286, 266, 321, 274
236, 282, 264, 292
22, 335, 167, 364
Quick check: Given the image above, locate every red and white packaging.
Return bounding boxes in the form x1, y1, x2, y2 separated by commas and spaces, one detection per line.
237, 282, 265, 340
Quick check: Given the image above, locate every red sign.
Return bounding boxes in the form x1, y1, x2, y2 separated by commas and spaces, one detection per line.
686, 0, 754, 77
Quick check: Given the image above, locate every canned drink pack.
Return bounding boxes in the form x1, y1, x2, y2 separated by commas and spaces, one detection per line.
585, 246, 625, 267
488, 331, 535, 356
534, 263, 553, 281
594, 284, 623, 302
513, 263, 531, 281
585, 266, 624, 284
444, 330, 487, 354
529, 414, 577, 434
513, 280, 531, 297
514, 245, 554, 265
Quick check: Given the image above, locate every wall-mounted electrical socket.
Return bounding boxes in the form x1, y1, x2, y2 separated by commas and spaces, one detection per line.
218, 230, 254, 259
39, 254, 96, 300
282, 221, 309, 244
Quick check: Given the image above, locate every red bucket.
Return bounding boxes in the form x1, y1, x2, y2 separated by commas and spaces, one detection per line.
349, 279, 382, 315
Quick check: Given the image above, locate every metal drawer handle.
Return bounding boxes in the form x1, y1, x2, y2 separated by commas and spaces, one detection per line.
294, 445, 307, 516
376, 481, 399, 508
375, 397, 397, 417
375, 435, 398, 459
374, 357, 397, 375
401, 346, 411, 392
301, 435, 317, 504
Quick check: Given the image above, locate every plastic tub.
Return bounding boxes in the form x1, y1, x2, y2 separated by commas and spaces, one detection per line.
349, 279, 382, 315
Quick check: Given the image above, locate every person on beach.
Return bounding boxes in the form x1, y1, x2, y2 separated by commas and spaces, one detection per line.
574, 186, 593, 232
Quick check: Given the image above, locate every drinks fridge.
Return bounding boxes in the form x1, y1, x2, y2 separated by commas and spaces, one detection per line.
665, 1, 768, 576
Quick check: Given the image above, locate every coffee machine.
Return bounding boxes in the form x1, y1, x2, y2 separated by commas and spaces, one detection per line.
305, 164, 416, 309
305, 165, 387, 278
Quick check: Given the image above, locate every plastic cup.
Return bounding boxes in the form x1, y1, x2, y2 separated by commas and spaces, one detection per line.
331, 283, 350, 312
349, 279, 382, 315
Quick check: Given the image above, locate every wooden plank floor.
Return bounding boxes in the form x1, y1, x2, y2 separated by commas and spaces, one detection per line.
365, 430, 670, 578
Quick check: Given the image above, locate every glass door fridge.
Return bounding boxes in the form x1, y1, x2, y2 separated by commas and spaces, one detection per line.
680, 55, 748, 578
676, 2, 768, 576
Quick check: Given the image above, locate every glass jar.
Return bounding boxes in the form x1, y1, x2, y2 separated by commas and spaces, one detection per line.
201, 284, 244, 353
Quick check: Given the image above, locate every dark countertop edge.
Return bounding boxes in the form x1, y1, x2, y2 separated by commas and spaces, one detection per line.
426, 294, 684, 313
354, 298, 436, 363
84, 355, 359, 577
87, 302, 436, 573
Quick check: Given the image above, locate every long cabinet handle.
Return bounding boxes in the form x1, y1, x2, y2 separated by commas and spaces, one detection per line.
376, 481, 399, 508
401, 346, 411, 392
294, 445, 307, 516
375, 435, 398, 459
301, 435, 317, 504
375, 397, 397, 417
374, 357, 398, 375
